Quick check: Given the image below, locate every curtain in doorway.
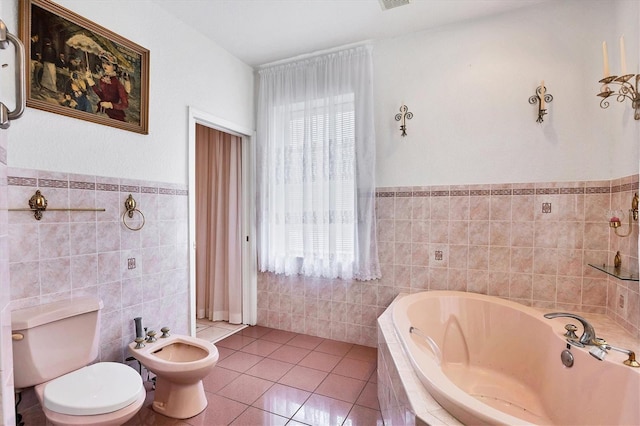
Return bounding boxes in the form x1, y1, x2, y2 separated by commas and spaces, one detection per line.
195, 124, 243, 324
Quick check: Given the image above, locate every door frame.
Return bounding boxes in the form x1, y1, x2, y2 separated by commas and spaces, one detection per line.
187, 106, 257, 335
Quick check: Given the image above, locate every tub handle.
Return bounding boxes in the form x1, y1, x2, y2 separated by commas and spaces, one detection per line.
409, 326, 442, 365
564, 324, 578, 339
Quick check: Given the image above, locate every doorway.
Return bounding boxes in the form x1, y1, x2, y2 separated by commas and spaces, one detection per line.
187, 107, 257, 337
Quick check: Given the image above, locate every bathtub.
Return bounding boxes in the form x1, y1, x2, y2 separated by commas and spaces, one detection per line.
389, 291, 640, 425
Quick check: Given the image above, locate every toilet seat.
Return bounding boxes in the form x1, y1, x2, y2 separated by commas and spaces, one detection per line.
42, 362, 143, 415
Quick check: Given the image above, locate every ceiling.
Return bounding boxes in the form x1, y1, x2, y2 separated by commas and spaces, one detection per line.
152, 0, 549, 67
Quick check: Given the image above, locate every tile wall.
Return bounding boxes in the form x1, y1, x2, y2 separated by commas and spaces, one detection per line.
258, 176, 640, 346
0, 133, 15, 426
6, 168, 190, 363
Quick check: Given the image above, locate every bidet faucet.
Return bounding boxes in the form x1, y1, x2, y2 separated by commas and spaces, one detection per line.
543, 312, 597, 346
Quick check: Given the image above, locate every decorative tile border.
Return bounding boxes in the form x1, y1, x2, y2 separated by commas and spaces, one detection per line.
159, 188, 176, 196
39, 179, 68, 189
120, 185, 139, 193
586, 186, 610, 194
0, 146, 6, 165
96, 182, 119, 192
8, 175, 189, 197
513, 188, 535, 195
70, 181, 95, 190
7, 177, 37, 187
376, 180, 634, 198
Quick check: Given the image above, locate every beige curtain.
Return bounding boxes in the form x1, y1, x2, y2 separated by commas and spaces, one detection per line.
195, 124, 243, 324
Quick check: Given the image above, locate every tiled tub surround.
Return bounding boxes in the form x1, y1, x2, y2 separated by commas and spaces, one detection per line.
6, 168, 190, 364
258, 176, 640, 346
377, 293, 640, 426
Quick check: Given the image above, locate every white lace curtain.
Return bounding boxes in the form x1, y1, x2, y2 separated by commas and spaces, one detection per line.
256, 45, 380, 281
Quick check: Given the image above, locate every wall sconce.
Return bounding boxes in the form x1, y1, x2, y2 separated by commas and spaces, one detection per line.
528, 80, 553, 123
394, 104, 413, 137
607, 193, 639, 237
598, 37, 639, 120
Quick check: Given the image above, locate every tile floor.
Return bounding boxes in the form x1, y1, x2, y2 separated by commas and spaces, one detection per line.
20, 325, 383, 426
196, 318, 248, 343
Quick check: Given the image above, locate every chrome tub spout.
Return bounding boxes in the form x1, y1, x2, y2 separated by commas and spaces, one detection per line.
543, 312, 597, 347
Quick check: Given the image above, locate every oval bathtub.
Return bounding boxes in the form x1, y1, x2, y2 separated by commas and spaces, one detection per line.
390, 291, 640, 425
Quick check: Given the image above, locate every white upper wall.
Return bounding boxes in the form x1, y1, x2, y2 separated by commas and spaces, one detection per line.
3, 0, 255, 185
373, 0, 638, 187
1, 0, 637, 187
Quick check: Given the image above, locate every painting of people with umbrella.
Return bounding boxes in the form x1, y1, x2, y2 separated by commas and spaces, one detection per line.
20, 0, 149, 134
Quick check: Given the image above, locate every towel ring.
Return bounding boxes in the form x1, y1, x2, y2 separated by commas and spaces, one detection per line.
122, 194, 145, 231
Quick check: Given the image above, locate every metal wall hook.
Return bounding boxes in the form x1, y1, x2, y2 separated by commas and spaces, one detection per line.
0, 19, 26, 129
123, 194, 145, 231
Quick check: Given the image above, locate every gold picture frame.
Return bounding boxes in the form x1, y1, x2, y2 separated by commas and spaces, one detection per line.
20, 0, 149, 134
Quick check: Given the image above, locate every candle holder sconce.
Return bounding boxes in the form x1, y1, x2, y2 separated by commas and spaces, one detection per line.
607, 192, 639, 237
528, 84, 553, 123
394, 104, 413, 137
597, 74, 640, 120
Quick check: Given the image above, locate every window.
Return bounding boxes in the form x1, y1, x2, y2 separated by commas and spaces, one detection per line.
257, 46, 380, 280
285, 94, 355, 259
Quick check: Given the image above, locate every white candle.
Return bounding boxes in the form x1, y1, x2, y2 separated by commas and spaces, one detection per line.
620, 35, 627, 75
602, 41, 610, 77
540, 80, 545, 109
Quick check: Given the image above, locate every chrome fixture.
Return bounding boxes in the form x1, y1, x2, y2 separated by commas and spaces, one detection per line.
606, 193, 638, 237
146, 330, 157, 343
563, 324, 578, 339
543, 312, 597, 347
528, 80, 553, 123
134, 337, 145, 349
589, 338, 640, 368
134, 317, 144, 339
394, 104, 413, 137
560, 348, 574, 368
0, 19, 26, 129
161, 327, 171, 338
598, 37, 639, 120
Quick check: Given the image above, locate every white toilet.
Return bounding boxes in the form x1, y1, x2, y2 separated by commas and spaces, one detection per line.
11, 297, 145, 426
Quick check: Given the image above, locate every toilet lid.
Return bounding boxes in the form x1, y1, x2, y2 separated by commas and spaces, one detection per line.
43, 362, 143, 416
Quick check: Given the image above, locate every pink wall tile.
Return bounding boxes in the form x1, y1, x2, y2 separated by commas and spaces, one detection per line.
7, 169, 190, 364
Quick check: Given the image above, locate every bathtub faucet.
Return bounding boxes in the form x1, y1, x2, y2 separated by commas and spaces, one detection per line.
589, 338, 640, 367
543, 312, 597, 347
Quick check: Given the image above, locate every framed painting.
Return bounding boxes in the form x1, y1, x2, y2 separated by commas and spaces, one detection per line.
19, 0, 149, 134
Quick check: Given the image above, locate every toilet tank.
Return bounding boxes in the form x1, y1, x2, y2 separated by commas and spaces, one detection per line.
11, 297, 103, 389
